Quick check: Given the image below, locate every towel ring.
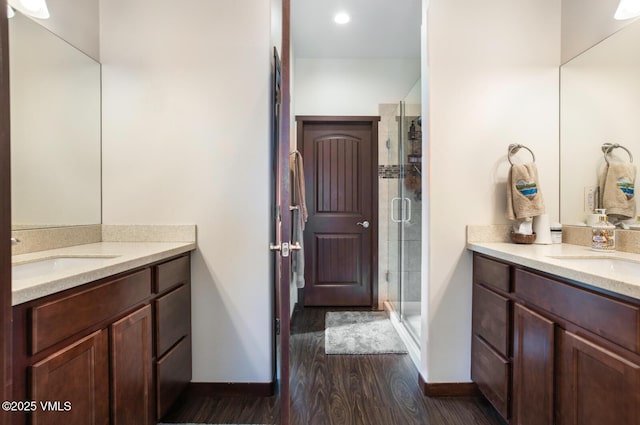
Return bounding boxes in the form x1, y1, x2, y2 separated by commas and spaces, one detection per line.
602, 142, 633, 165
508, 144, 536, 165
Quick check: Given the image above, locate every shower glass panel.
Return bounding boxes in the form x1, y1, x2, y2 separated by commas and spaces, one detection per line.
387, 79, 422, 344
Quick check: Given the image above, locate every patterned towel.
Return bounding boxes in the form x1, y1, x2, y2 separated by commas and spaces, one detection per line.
506, 162, 545, 220
599, 161, 636, 221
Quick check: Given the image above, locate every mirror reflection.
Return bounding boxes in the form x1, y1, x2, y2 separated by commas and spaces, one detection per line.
9, 11, 101, 230
561, 18, 640, 226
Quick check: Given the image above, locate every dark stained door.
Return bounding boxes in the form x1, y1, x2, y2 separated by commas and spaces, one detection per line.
298, 117, 379, 307
271, 41, 291, 423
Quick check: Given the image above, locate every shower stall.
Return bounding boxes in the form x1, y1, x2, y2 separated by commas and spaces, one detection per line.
383, 79, 422, 353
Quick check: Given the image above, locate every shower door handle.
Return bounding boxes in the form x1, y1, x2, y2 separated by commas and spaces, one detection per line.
403, 198, 412, 223
391, 198, 402, 223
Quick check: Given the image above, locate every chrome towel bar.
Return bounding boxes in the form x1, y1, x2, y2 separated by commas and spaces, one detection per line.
508, 143, 536, 165
602, 142, 633, 165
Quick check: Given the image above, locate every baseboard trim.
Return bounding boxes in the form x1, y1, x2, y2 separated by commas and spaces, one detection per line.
186, 381, 274, 397
418, 374, 480, 397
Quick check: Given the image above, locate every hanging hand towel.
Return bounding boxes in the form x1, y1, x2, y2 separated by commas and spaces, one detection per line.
290, 151, 307, 289
599, 162, 636, 221
291, 208, 305, 289
506, 162, 546, 220
290, 151, 308, 229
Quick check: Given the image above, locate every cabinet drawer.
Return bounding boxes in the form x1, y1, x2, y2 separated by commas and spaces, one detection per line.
515, 269, 640, 353
155, 284, 191, 357
31, 269, 151, 355
471, 335, 510, 420
155, 255, 190, 294
474, 255, 511, 293
473, 284, 510, 356
156, 335, 192, 420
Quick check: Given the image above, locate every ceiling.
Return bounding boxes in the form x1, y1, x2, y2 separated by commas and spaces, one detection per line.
291, 0, 422, 59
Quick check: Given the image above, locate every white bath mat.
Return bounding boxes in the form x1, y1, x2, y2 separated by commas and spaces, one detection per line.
325, 311, 408, 355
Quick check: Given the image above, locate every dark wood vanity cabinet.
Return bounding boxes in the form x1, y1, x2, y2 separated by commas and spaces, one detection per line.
472, 252, 640, 425
12, 253, 192, 425
471, 256, 511, 419
153, 255, 192, 419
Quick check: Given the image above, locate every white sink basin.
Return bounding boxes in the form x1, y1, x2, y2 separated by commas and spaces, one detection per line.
548, 255, 640, 275
13, 256, 119, 281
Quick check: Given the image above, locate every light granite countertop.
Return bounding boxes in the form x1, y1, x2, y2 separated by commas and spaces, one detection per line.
468, 242, 640, 300
11, 241, 196, 306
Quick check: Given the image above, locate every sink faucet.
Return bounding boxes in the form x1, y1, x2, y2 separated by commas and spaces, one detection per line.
11, 238, 20, 245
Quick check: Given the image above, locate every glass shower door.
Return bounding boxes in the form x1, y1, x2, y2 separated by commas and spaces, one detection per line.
387, 80, 422, 344
399, 93, 422, 343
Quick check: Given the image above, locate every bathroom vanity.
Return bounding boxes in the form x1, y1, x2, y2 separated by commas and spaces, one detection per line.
10, 242, 194, 425
470, 245, 640, 425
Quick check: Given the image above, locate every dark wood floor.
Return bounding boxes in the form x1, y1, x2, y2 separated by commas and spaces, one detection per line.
163, 306, 505, 425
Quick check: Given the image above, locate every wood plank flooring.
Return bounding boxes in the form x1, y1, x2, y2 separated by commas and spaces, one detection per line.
163, 306, 505, 425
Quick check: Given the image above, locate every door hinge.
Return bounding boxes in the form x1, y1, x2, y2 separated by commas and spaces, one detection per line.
385, 271, 391, 282
275, 318, 281, 335
386, 138, 391, 149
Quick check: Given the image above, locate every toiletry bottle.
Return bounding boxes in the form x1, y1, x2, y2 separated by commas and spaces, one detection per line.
591, 209, 616, 252
409, 121, 416, 140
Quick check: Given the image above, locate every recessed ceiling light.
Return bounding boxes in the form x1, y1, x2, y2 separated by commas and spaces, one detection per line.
615, 0, 640, 20
7, 0, 50, 19
334, 12, 351, 25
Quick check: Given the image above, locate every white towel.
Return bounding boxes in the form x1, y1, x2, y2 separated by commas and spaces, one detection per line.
291, 208, 305, 289
290, 151, 307, 289
290, 152, 308, 230
506, 162, 546, 220
599, 161, 636, 221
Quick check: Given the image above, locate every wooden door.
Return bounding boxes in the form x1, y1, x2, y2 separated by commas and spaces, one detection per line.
0, 4, 11, 424
111, 305, 153, 425
271, 5, 292, 419
298, 116, 379, 307
512, 304, 554, 425
31, 330, 109, 425
557, 330, 640, 425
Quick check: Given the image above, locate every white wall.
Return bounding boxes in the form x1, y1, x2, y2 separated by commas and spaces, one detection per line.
294, 58, 421, 115
100, 0, 274, 383
424, 0, 561, 382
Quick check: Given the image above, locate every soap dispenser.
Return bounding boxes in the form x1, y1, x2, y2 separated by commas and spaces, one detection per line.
591, 209, 616, 252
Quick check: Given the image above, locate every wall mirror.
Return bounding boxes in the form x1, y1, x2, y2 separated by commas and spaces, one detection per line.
9, 11, 101, 230
560, 18, 640, 225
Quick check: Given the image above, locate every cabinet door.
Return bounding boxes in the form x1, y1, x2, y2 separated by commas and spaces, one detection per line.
31, 330, 109, 425
558, 330, 640, 425
111, 305, 153, 425
513, 304, 554, 425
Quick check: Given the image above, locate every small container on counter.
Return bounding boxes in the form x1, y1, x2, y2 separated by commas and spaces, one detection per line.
550, 223, 562, 244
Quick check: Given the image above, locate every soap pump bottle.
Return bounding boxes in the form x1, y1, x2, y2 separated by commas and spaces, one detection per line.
591, 209, 616, 252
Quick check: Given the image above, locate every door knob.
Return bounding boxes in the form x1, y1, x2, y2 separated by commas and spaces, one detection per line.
269, 241, 301, 257
357, 221, 370, 229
